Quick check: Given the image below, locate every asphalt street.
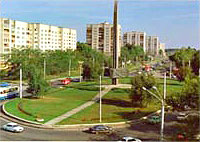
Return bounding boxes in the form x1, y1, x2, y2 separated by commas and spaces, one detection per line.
0, 112, 181, 141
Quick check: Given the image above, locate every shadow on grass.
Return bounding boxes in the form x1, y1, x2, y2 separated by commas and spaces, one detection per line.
101, 98, 132, 108
116, 111, 153, 121
157, 82, 182, 86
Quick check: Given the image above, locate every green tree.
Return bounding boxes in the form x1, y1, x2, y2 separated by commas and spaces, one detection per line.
177, 66, 194, 81
191, 51, 200, 76
169, 47, 196, 68
78, 42, 110, 80
130, 73, 156, 107
28, 66, 49, 98
120, 44, 144, 63
181, 76, 200, 108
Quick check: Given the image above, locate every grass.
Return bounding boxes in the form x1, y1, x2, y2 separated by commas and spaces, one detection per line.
4, 76, 183, 125
156, 78, 183, 97
57, 88, 160, 125
5, 98, 36, 121
4, 87, 98, 123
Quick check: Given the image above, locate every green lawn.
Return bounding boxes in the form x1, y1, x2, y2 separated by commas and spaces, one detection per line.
57, 88, 160, 125
4, 77, 183, 125
156, 78, 183, 97
4, 87, 98, 123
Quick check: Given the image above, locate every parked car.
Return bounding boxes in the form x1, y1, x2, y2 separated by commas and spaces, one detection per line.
177, 112, 188, 121
194, 133, 200, 140
147, 115, 161, 124
88, 125, 113, 134
2, 122, 24, 132
71, 78, 80, 82
61, 78, 71, 85
118, 136, 142, 142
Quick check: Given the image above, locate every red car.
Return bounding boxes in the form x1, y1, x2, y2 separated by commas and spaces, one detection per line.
61, 78, 71, 85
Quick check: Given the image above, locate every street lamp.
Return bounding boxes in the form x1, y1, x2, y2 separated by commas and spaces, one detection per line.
19, 64, 23, 99
142, 73, 166, 141
44, 58, 46, 80
99, 75, 102, 123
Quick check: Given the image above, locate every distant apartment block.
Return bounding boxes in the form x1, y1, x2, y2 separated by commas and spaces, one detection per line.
86, 22, 122, 56
123, 31, 146, 52
0, 18, 77, 56
146, 36, 159, 56
159, 43, 166, 56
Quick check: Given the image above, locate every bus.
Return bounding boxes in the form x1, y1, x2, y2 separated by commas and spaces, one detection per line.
0, 86, 19, 100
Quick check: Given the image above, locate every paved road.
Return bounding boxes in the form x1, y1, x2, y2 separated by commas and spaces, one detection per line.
0, 116, 159, 141
0, 111, 182, 141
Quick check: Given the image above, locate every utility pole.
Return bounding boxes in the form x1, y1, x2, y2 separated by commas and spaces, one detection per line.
69, 59, 71, 77
99, 75, 102, 123
161, 72, 166, 141
112, 0, 119, 85
44, 59, 46, 79
20, 66, 23, 99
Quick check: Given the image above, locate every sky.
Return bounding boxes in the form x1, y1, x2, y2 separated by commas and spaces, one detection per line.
1, 0, 199, 49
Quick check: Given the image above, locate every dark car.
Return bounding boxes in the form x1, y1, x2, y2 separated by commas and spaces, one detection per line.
88, 125, 113, 134
71, 78, 80, 82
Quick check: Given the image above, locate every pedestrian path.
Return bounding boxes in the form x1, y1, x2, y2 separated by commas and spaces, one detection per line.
45, 84, 131, 125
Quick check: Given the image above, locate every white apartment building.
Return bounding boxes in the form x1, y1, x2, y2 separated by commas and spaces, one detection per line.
0, 18, 77, 56
123, 31, 146, 52
146, 36, 159, 56
86, 22, 122, 56
159, 43, 166, 56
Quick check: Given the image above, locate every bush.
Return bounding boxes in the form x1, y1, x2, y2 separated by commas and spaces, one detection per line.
176, 66, 193, 81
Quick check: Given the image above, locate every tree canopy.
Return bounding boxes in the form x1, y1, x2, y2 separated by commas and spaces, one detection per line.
120, 44, 145, 63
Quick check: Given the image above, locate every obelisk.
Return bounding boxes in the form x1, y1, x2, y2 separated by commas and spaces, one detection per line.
112, 0, 119, 85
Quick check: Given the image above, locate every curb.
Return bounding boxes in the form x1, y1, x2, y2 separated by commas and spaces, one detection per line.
1, 104, 54, 129
2, 104, 41, 125
2, 101, 161, 130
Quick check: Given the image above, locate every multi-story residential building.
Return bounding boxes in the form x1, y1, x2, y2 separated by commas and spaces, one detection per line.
86, 22, 122, 56
0, 18, 77, 56
123, 31, 147, 52
159, 43, 166, 56
146, 36, 159, 56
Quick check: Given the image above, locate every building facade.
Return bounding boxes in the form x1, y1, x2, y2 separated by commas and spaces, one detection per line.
159, 43, 166, 56
86, 22, 122, 56
0, 18, 77, 56
146, 36, 159, 56
123, 31, 147, 52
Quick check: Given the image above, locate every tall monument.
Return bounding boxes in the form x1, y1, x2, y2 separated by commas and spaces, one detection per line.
112, 0, 119, 85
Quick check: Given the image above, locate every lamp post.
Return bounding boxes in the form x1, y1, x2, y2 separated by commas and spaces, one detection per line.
19, 65, 23, 99
99, 75, 102, 123
142, 73, 166, 141
44, 58, 46, 80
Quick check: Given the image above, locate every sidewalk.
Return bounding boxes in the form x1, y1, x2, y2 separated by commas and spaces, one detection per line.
45, 84, 131, 125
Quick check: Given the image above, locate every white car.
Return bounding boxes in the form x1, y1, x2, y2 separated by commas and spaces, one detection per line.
119, 136, 142, 142
2, 122, 24, 132
177, 112, 188, 121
